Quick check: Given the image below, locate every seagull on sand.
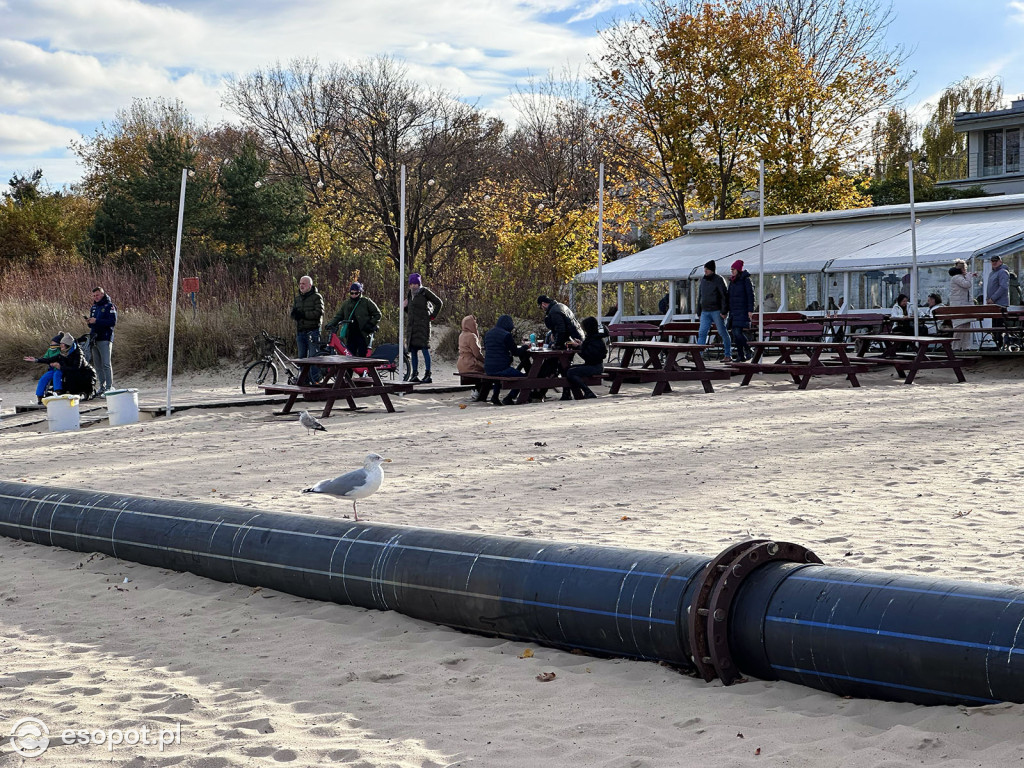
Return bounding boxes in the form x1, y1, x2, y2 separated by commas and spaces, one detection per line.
299, 410, 327, 435
302, 453, 391, 521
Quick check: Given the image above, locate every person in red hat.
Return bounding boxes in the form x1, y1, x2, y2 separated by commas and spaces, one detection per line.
727, 259, 755, 361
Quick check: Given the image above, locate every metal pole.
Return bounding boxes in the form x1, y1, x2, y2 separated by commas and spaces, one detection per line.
908, 160, 920, 336
758, 159, 765, 342
399, 165, 406, 377
165, 168, 188, 417
597, 161, 605, 321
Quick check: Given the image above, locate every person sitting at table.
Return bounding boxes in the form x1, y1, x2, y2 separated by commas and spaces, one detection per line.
890, 293, 913, 335
457, 315, 488, 402
483, 315, 527, 406
561, 316, 607, 401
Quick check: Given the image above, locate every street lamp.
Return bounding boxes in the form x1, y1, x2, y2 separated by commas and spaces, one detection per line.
165, 168, 194, 416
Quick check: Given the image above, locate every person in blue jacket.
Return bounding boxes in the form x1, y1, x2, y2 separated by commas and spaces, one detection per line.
23, 334, 64, 404
87, 286, 117, 394
727, 260, 755, 362
483, 315, 527, 406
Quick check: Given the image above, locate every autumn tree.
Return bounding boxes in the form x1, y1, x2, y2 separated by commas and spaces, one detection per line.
922, 76, 1004, 180
225, 56, 501, 274
0, 171, 94, 266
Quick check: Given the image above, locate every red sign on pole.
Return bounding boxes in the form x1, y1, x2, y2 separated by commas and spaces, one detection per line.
182, 277, 200, 293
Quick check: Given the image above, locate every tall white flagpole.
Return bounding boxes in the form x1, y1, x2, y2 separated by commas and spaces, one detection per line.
399, 165, 406, 376
758, 159, 765, 342
165, 168, 189, 417
597, 161, 605, 320
908, 160, 919, 336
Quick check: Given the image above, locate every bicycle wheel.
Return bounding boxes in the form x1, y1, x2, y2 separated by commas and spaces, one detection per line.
241, 361, 277, 394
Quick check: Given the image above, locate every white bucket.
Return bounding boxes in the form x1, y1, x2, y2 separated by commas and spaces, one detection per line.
42, 394, 81, 433
104, 388, 139, 426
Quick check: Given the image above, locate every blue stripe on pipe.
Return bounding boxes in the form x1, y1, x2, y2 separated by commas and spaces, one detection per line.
788, 574, 1024, 605
0, 494, 693, 582
770, 665, 1000, 705
0, 521, 678, 626
767, 616, 1024, 655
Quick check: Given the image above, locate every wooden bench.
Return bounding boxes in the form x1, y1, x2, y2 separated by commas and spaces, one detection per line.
761, 323, 826, 341
930, 305, 1021, 350
606, 322, 661, 340
606, 341, 730, 395
731, 341, 870, 389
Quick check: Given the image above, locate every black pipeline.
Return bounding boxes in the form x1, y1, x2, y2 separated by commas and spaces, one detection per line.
0, 481, 1022, 707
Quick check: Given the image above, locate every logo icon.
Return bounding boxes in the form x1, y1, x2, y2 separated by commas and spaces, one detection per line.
10, 717, 49, 757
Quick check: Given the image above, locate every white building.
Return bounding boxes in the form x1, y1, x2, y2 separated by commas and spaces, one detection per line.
938, 98, 1024, 196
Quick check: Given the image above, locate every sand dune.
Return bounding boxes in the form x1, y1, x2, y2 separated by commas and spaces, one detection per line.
1, 360, 1023, 766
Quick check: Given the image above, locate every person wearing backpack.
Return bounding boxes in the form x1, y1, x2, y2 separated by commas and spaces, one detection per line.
325, 282, 381, 358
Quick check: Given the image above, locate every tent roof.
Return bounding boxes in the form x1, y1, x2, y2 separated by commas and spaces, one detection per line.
575, 194, 1024, 283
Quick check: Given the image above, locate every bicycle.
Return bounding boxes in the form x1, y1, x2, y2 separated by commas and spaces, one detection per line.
241, 331, 303, 394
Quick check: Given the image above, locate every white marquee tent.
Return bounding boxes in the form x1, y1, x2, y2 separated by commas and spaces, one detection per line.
573, 195, 1024, 317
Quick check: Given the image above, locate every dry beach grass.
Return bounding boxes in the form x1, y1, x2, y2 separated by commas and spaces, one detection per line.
0, 360, 1023, 766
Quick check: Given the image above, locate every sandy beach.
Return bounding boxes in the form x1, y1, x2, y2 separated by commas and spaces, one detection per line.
1, 359, 1024, 766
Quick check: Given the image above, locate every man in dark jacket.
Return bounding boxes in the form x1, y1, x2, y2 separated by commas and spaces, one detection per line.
696, 261, 733, 362
537, 295, 583, 349
326, 282, 382, 358
483, 315, 526, 405
727, 259, 755, 361
87, 286, 117, 394
292, 275, 325, 381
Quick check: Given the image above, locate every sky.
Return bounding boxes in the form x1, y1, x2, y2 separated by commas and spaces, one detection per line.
2, 0, 1023, 191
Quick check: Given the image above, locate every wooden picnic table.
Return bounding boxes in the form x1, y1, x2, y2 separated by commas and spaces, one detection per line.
849, 334, 972, 384
731, 341, 871, 389
605, 341, 731, 395
261, 355, 410, 417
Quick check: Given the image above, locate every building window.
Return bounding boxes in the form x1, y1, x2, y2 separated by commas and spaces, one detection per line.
981, 128, 1022, 176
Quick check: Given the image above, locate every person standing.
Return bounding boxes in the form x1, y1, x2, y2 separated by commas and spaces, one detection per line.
537, 295, 583, 349
87, 286, 116, 395
987, 255, 1010, 348
727, 260, 755, 362
404, 273, 443, 383
697, 261, 732, 362
326, 282, 381, 359
949, 259, 974, 351
292, 275, 324, 358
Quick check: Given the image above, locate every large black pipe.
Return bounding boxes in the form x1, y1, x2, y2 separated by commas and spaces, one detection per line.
0, 481, 1022, 707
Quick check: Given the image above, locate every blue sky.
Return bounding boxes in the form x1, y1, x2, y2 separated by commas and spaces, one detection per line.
1, 0, 1022, 190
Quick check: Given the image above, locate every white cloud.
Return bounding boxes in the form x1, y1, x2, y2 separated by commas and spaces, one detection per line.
0, 114, 80, 155
1009, 1, 1024, 24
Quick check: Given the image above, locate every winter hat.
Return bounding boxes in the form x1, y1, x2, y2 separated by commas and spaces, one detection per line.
59, 332, 75, 346
408, 273, 422, 285
704, 260, 716, 272
731, 260, 744, 271
537, 295, 554, 306
349, 282, 363, 293
50, 334, 63, 345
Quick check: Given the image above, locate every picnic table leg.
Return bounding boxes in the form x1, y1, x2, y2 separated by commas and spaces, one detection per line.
942, 343, 967, 383
903, 344, 929, 385
739, 346, 763, 386
369, 367, 396, 412
836, 348, 862, 387
650, 349, 672, 396
796, 348, 822, 390
689, 353, 716, 393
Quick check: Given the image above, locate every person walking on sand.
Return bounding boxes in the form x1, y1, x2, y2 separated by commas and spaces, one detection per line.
87, 286, 117, 395
404, 273, 443, 383
697, 261, 732, 362
326, 282, 381, 359
457, 315, 488, 402
727, 260, 755, 362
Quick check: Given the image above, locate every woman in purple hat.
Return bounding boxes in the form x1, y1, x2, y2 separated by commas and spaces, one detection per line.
727, 260, 755, 362
404, 273, 443, 383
